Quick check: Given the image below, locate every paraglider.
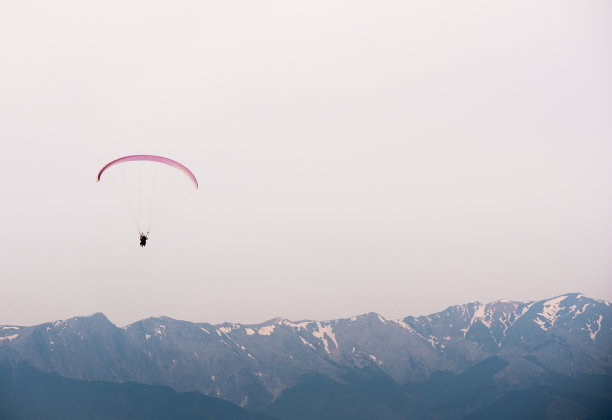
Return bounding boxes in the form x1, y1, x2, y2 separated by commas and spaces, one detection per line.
97, 155, 198, 246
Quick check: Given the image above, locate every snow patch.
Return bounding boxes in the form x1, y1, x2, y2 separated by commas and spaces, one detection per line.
377, 315, 387, 324
154, 325, 166, 338
473, 304, 486, 323
245, 328, 255, 335
200, 327, 210, 334
284, 320, 310, 331
258, 325, 275, 336
145, 334, 151, 341
463, 303, 493, 335
535, 295, 567, 328
300, 336, 316, 350
0, 334, 18, 342
368, 354, 383, 365
1, 326, 19, 330
218, 326, 233, 335
516, 303, 534, 321
534, 318, 548, 331
587, 315, 603, 341
393, 319, 415, 333
570, 304, 588, 317
312, 322, 338, 353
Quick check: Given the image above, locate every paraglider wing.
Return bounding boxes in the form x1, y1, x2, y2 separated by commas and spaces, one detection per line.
97, 155, 198, 188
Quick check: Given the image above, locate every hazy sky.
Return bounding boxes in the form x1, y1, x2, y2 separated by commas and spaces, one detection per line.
1, 0, 611, 327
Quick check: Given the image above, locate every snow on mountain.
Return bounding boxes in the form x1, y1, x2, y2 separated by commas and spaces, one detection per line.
0, 334, 19, 342
0, 293, 610, 409
257, 325, 275, 336
588, 315, 603, 341
536, 295, 566, 328
311, 322, 338, 353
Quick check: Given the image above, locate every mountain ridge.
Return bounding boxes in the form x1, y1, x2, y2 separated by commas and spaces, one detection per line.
2, 291, 603, 332
1, 292, 610, 410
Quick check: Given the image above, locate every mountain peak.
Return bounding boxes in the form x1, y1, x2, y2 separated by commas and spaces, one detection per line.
46, 312, 114, 329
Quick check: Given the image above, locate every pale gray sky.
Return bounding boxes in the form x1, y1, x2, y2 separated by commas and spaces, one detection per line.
1, 0, 611, 327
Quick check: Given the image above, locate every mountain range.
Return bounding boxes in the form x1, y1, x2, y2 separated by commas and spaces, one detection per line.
1, 292, 610, 419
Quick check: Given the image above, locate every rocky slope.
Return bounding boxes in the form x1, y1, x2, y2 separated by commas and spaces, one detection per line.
0, 292, 610, 410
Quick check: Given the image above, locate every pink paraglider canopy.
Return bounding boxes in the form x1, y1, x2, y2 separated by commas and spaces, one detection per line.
97, 155, 198, 188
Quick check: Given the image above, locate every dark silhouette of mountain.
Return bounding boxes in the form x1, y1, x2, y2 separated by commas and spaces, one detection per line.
262, 357, 612, 420
0, 361, 275, 420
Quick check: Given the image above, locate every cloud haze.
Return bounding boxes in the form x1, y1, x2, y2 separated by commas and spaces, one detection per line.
1, 0, 611, 326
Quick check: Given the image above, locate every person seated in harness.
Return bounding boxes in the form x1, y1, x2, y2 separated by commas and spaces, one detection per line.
139, 233, 148, 247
